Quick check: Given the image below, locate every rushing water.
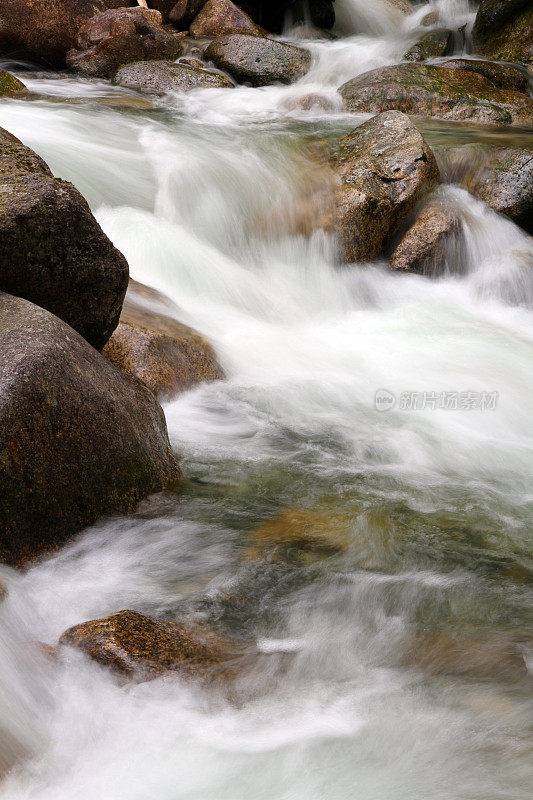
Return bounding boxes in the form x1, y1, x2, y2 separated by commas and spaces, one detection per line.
0, 1, 532, 797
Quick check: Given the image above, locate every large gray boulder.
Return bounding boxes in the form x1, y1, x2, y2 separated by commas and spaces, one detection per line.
328, 111, 439, 263
339, 63, 533, 127
0, 128, 128, 349
205, 33, 311, 86
114, 59, 234, 93
66, 6, 184, 78
0, 293, 180, 566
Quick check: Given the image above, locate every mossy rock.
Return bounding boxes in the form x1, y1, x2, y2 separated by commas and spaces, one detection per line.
440, 58, 529, 93
0, 70, 25, 97
472, 0, 533, 63
339, 63, 533, 126
403, 29, 454, 62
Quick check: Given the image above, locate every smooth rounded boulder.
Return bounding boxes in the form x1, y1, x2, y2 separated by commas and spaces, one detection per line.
339, 63, 533, 127
327, 111, 439, 263
66, 6, 184, 78
114, 59, 234, 93
59, 610, 230, 679
0, 128, 128, 349
205, 33, 311, 86
0, 293, 180, 566
472, 0, 533, 63
189, 0, 261, 37
102, 288, 225, 399
0, 0, 130, 66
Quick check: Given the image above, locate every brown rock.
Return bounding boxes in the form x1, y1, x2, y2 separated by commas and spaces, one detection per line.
190, 0, 261, 38
169, 0, 207, 28
0, 293, 180, 566
389, 198, 460, 274
0, 128, 128, 349
59, 609, 230, 679
328, 111, 439, 263
66, 7, 184, 78
403, 630, 529, 682
339, 63, 533, 127
251, 507, 353, 553
440, 58, 529, 94
102, 288, 224, 399
0, 0, 130, 66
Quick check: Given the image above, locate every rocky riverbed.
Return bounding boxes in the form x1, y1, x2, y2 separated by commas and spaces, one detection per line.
0, 0, 531, 798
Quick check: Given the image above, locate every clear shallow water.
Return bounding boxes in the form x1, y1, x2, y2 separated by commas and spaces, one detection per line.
0, 1, 532, 797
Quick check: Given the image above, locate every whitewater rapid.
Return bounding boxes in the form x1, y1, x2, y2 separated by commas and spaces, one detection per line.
0, 0, 532, 797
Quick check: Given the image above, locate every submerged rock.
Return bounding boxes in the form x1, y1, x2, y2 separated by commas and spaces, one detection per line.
114, 59, 234, 94
0, 0, 128, 66
204, 33, 311, 86
440, 58, 529, 94
0, 70, 25, 97
0, 128, 128, 349
251, 507, 353, 553
403, 630, 530, 682
0, 293, 180, 566
189, 0, 261, 37
59, 610, 230, 679
328, 111, 439, 263
339, 63, 533, 127
403, 28, 453, 62
463, 147, 533, 235
102, 290, 225, 399
389, 197, 460, 274
66, 7, 184, 79
472, 0, 533, 64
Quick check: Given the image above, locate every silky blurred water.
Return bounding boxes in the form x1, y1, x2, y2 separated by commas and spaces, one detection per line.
0, 0, 531, 797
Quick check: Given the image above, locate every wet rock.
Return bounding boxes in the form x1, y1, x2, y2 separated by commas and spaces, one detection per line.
403, 28, 454, 62
102, 290, 225, 399
463, 147, 533, 234
0, 70, 25, 97
0, 293, 180, 566
251, 507, 353, 553
59, 610, 229, 679
149, 0, 183, 23
328, 111, 439, 263
169, 0, 207, 28
403, 630, 529, 682
389, 197, 460, 274
440, 58, 529, 94
66, 7, 184, 79
0, 128, 128, 349
204, 33, 311, 86
189, 0, 261, 38
114, 59, 234, 93
472, 0, 533, 64
339, 64, 533, 127
0, 0, 128, 66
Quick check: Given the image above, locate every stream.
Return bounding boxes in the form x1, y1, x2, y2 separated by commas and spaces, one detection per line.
0, 0, 532, 798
